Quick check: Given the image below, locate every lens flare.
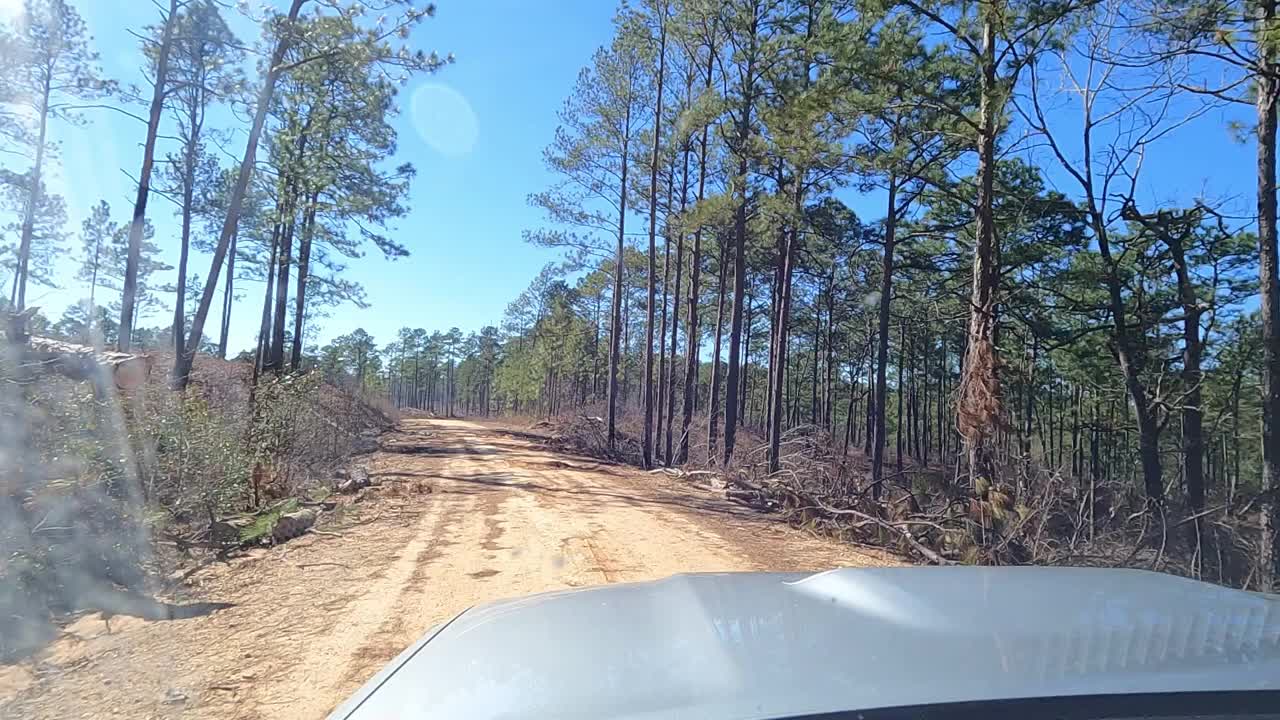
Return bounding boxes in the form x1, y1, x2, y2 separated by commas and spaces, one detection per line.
411, 82, 478, 158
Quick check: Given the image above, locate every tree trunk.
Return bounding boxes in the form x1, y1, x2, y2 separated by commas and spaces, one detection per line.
766, 225, 796, 474
254, 229, 279, 379
1024, 337, 1037, 466
665, 137, 689, 465
120, 0, 179, 351
656, 235, 670, 459
1092, 215, 1163, 503
957, 10, 1003, 486
656, 165, 676, 463
13, 73, 51, 311
740, 287, 751, 426
865, 329, 876, 457
87, 234, 101, 322
622, 288, 633, 405
681, 41, 714, 465
922, 329, 931, 465
1258, 0, 1280, 590
844, 364, 857, 454
174, 0, 307, 389
1231, 364, 1244, 506
642, 20, 667, 469
723, 206, 748, 466
218, 229, 235, 359
722, 9, 758, 467
1165, 225, 1205, 547
896, 319, 905, 471
825, 264, 836, 429
607, 108, 632, 450
682, 274, 701, 443
708, 238, 728, 464
290, 194, 319, 370
910, 325, 921, 461
1071, 384, 1081, 478
871, 179, 897, 499
938, 333, 947, 464
811, 299, 820, 427
172, 112, 198, 371
593, 294, 602, 400
268, 189, 299, 372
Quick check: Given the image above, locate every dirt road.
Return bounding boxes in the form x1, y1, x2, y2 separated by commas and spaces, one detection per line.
1, 418, 893, 720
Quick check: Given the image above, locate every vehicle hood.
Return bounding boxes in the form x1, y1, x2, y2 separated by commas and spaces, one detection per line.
328, 566, 1280, 720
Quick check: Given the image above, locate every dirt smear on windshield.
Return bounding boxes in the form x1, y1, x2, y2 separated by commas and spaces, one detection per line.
1, 418, 895, 720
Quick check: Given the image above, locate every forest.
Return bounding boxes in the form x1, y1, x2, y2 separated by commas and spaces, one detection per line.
3, 0, 1280, 651
323, 0, 1280, 589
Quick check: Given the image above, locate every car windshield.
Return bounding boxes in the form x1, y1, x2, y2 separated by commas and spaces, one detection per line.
1, 1, 1279, 719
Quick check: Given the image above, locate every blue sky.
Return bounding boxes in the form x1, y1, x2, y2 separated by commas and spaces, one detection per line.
4, 0, 1261, 356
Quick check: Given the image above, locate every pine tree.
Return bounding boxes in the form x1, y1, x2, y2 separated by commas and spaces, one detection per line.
75, 200, 118, 316
529, 13, 653, 448
880, 0, 1085, 485
1, 170, 67, 299
828, 8, 965, 495
640, 0, 670, 469
119, 0, 180, 351
717, 0, 774, 466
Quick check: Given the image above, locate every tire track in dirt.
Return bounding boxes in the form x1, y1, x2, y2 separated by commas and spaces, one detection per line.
264, 495, 453, 702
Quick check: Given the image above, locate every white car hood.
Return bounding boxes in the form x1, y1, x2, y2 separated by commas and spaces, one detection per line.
328, 567, 1280, 719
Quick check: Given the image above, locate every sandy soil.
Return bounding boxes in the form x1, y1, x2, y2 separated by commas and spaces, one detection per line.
0, 418, 895, 720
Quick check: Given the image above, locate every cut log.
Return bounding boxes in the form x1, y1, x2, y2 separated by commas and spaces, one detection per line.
23, 335, 153, 390
271, 509, 318, 542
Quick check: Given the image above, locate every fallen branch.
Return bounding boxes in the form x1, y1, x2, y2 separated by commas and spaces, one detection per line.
1173, 503, 1229, 528
805, 500, 954, 566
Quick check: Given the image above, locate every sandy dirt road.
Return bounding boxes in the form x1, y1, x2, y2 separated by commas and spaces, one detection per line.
1, 418, 894, 720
